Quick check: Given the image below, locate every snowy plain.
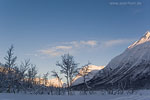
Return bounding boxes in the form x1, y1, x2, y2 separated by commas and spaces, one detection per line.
0, 90, 150, 100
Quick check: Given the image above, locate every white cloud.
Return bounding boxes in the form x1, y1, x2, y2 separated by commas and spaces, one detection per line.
66, 40, 97, 47
38, 38, 134, 57
103, 39, 134, 47
69, 41, 80, 47
39, 40, 97, 57
25, 53, 38, 57
80, 40, 97, 46
39, 45, 72, 56
55, 46, 72, 50
40, 49, 62, 56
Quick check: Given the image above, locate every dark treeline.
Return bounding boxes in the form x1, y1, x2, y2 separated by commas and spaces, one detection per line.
0, 45, 94, 95
0, 45, 51, 94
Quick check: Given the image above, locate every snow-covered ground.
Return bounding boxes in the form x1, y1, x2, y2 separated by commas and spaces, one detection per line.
0, 90, 150, 100
0, 93, 120, 100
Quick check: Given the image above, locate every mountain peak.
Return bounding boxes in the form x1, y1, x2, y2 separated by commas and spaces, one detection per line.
128, 31, 150, 49
144, 31, 150, 38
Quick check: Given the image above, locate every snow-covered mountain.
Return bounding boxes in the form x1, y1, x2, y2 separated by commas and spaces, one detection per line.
72, 65, 104, 86
34, 78, 64, 87
90, 31, 150, 88
48, 78, 64, 87
107, 31, 150, 70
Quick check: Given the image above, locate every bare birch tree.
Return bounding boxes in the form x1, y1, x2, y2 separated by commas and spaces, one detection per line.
56, 54, 78, 95
4, 45, 17, 93
78, 62, 92, 94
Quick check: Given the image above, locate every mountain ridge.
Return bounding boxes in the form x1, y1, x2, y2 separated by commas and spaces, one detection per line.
87, 31, 150, 89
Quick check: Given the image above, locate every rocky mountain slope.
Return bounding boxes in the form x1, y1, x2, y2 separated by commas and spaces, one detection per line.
88, 31, 150, 89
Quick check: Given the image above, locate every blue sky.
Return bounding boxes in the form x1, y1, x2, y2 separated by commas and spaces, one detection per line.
0, 0, 150, 78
